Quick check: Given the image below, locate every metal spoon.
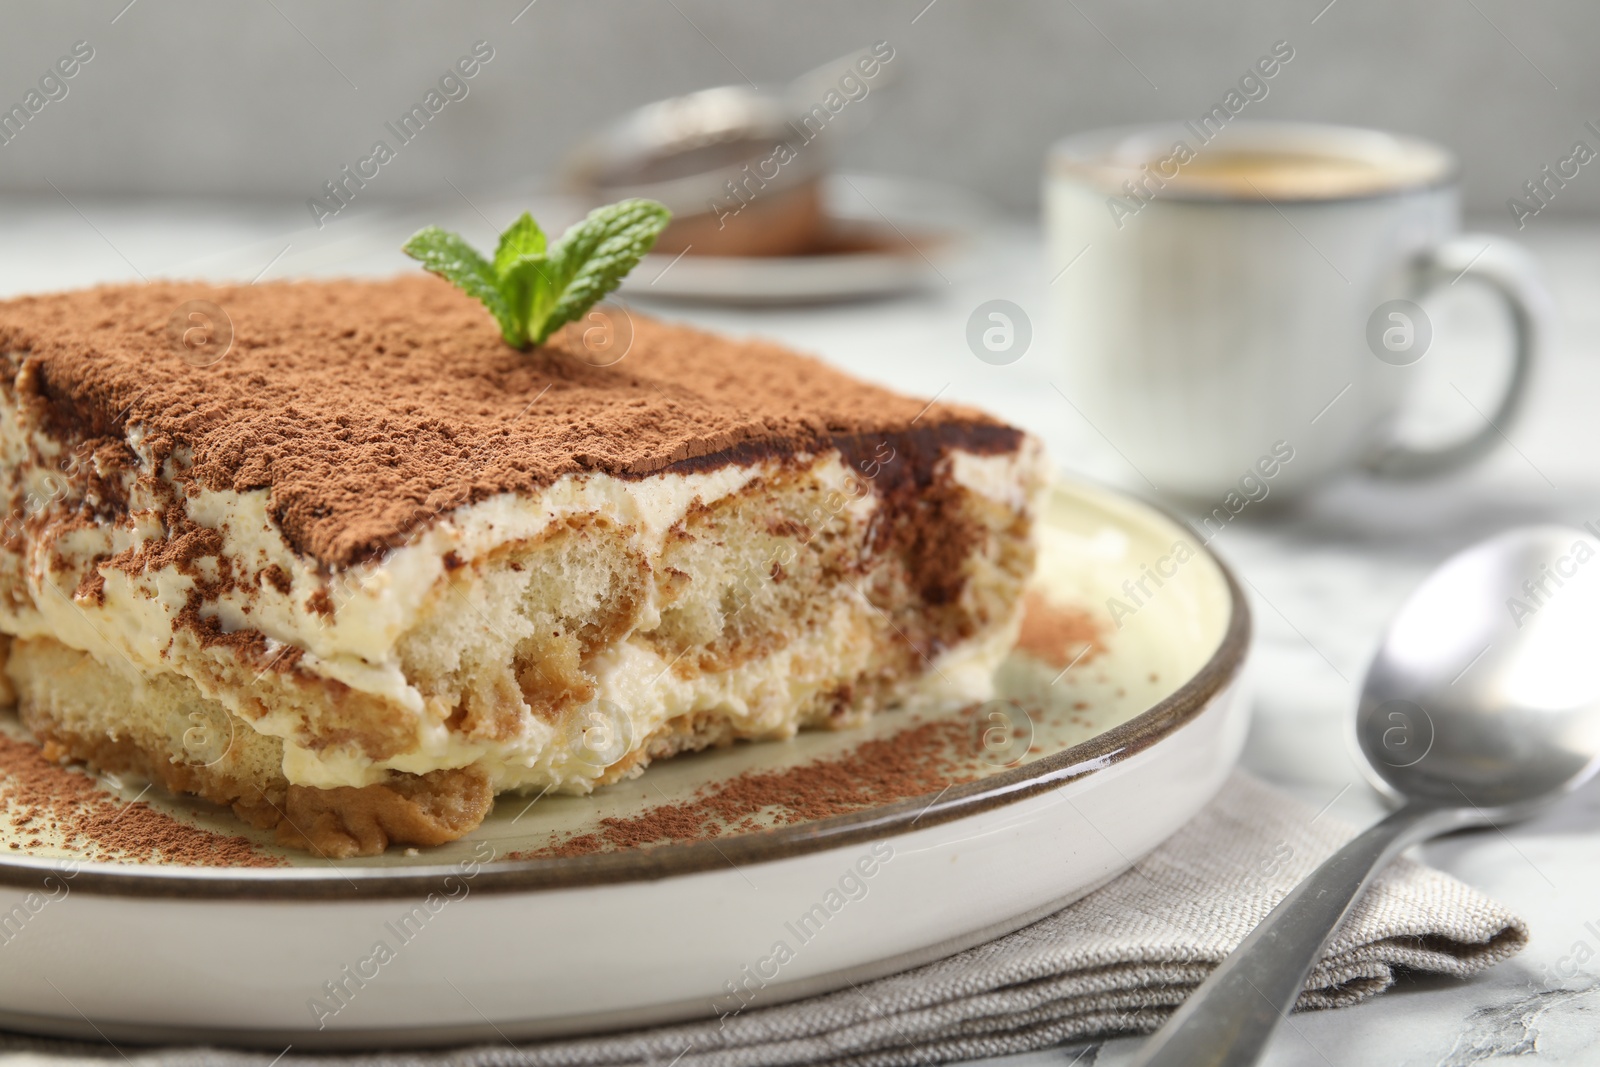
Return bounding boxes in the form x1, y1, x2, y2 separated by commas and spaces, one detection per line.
1133, 525, 1600, 1067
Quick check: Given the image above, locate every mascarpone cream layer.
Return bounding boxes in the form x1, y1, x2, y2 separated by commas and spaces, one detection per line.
0, 392, 1044, 791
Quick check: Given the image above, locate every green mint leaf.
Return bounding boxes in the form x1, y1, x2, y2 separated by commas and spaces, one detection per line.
493, 212, 546, 275
493, 213, 549, 343
401, 199, 670, 352
402, 226, 525, 347
528, 198, 671, 345
502, 253, 558, 341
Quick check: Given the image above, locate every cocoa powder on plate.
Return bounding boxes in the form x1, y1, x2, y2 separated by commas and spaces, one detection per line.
519, 715, 986, 859
1015, 591, 1104, 669
520, 596, 1108, 859
0, 733, 284, 867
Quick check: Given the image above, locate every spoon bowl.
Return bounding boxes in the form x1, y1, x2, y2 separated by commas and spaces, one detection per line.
1358, 525, 1600, 815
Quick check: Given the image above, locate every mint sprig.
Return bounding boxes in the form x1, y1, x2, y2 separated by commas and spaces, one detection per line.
403, 198, 670, 350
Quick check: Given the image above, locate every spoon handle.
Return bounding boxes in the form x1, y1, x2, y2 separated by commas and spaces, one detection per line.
1130, 801, 1460, 1067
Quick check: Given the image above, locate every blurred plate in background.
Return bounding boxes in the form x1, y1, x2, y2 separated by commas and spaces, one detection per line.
621, 173, 989, 305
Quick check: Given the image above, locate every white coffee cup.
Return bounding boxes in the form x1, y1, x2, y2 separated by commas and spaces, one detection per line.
1045, 121, 1552, 501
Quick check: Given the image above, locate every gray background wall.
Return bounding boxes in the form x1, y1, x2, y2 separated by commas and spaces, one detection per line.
0, 0, 1595, 224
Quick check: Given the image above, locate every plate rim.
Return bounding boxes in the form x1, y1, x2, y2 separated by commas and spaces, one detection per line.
0, 482, 1250, 900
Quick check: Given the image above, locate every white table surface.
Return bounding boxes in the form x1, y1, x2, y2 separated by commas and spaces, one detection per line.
2, 193, 1598, 1065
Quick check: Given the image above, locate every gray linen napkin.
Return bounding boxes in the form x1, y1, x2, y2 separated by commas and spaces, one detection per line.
0, 772, 1527, 1067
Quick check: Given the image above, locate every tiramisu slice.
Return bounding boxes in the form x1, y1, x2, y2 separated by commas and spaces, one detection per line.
0, 277, 1046, 856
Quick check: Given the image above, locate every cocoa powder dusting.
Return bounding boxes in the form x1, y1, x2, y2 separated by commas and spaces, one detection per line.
0, 733, 284, 866
0, 278, 1022, 568
518, 715, 987, 859
1015, 591, 1105, 669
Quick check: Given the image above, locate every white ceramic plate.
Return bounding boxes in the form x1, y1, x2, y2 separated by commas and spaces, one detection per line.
619, 174, 988, 305
0, 479, 1249, 1048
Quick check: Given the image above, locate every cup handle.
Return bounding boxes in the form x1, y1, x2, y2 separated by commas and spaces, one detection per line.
1364, 235, 1554, 479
